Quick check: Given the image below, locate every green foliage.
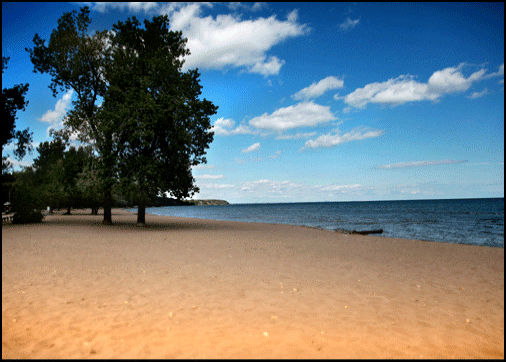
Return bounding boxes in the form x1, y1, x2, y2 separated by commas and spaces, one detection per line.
31, 137, 66, 209
10, 168, 44, 224
26, 7, 218, 224
27, 6, 115, 223
103, 15, 217, 213
75, 150, 103, 213
33, 138, 66, 177
2, 56, 33, 161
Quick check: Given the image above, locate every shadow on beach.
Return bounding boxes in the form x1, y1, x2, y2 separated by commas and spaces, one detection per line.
31, 208, 244, 233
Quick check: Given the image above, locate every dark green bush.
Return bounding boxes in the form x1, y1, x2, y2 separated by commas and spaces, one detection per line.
10, 172, 45, 224
13, 209, 44, 224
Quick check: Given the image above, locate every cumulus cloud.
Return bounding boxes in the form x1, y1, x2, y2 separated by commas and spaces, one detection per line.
159, 4, 309, 75
212, 117, 253, 135
87, 3, 308, 75
292, 76, 344, 100
242, 142, 261, 153
38, 90, 74, 134
302, 127, 384, 150
376, 159, 468, 169
249, 101, 336, 131
248, 56, 286, 76
339, 17, 360, 30
427, 63, 486, 94
344, 63, 490, 108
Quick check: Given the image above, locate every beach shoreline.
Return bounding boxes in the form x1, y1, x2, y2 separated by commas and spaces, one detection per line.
2, 208, 504, 358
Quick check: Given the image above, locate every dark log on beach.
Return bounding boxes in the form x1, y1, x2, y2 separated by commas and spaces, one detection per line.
354, 229, 383, 235
334, 228, 384, 235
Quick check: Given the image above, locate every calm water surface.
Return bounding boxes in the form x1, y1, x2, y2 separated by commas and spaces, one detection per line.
134, 198, 504, 248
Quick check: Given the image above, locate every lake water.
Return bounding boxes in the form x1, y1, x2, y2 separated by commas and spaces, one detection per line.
135, 198, 504, 248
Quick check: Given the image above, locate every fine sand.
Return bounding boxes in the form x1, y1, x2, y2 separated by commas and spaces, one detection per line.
2, 208, 504, 359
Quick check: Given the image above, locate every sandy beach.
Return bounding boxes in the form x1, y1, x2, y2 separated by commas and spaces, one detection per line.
2, 208, 504, 359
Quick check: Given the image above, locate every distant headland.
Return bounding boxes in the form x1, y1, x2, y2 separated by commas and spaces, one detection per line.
189, 199, 229, 206
149, 196, 229, 207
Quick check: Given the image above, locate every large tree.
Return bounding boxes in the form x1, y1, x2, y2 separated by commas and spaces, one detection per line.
26, 6, 116, 224
27, 8, 217, 225
103, 15, 217, 225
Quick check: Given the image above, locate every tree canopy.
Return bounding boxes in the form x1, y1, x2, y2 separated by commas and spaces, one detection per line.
27, 7, 117, 224
26, 7, 217, 225
102, 15, 217, 224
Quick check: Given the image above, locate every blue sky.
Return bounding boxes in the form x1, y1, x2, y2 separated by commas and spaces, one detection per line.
2, 2, 504, 203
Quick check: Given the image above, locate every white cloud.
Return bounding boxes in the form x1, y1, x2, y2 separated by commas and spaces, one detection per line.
339, 17, 360, 30
376, 159, 468, 169
427, 63, 485, 94
317, 184, 363, 192
192, 164, 216, 170
212, 117, 234, 135
484, 63, 504, 79
249, 101, 336, 131
238, 179, 369, 200
302, 127, 384, 150
275, 132, 317, 140
227, 2, 268, 13
38, 90, 74, 134
160, 3, 309, 75
344, 75, 432, 108
333, 93, 344, 100
89, 2, 159, 13
195, 174, 225, 180
212, 117, 253, 135
248, 56, 285, 76
240, 179, 305, 195
3, 156, 33, 170
292, 76, 344, 100
88, 3, 308, 75
467, 88, 491, 99
344, 64, 490, 108
197, 182, 235, 189
242, 142, 261, 153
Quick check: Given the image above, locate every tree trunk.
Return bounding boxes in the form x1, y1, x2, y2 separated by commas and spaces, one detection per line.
102, 187, 112, 225
65, 205, 71, 215
137, 196, 146, 226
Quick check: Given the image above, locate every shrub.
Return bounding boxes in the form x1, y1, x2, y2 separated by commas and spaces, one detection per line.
10, 174, 45, 224
13, 209, 44, 224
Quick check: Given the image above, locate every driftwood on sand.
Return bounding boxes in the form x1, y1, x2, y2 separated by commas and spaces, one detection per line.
335, 228, 384, 235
